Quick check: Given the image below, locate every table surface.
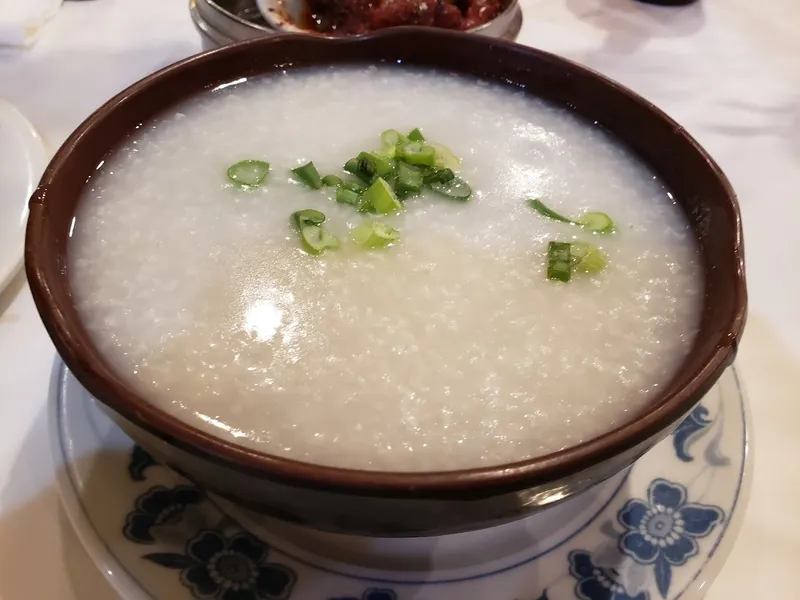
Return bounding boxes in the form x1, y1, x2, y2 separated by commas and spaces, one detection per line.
0, 0, 797, 597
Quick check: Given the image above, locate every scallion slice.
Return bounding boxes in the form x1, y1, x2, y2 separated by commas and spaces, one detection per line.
292, 162, 323, 190
342, 180, 367, 194
429, 176, 472, 201
381, 129, 404, 147
430, 143, 460, 170
570, 242, 607, 273
322, 174, 343, 187
292, 209, 326, 228
359, 151, 394, 178
528, 199, 616, 234
407, 128, 425, 142
547, 242, 572, 283
300, 225, 340, 254
343, 158, 368, 181
335, 186, 360, 206
227, 160, 270, 187
423, 168, 455, 185
352, 220, 400, 248
291, 210, 339, 255
578, 212, 615, 234
360, 177, 403, 214
345, 152, 394, 183
527, 199, 573, 224
398, 141, 436, 167
395, 161, 424, 199
376, 144, 397, 160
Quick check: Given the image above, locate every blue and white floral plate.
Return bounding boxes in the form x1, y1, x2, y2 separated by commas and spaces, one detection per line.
50, 361, 751, 600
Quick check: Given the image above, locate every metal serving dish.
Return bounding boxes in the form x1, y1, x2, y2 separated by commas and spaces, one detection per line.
190, 0, 274, 48
190, 0, 522, 48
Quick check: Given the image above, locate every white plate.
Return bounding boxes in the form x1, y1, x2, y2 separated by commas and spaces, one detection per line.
51, 360, 751, 600
0, 100, 47, 292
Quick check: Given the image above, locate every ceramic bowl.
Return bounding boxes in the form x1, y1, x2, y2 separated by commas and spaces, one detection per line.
255, 0, 520, 38
25, 29, 746, 537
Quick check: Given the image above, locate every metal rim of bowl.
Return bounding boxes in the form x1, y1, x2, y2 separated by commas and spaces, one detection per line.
192, 0, 275, 45
190, 0, 237, 46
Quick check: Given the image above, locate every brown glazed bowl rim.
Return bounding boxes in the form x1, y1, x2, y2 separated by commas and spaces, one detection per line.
26, 28, 747, 497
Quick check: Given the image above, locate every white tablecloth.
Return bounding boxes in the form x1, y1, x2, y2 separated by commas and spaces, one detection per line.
0, 0, 797, 597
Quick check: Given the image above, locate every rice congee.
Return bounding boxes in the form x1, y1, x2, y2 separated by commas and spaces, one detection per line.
69, 66, 703, 471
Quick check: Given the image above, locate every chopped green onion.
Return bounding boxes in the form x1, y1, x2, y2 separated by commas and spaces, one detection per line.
547, 241, 572, 283
429, 176, 472, 201
527, 199, 573, 224
528, 199, 616, 234
398, 141, 436, 167
345, 152, 395, 183
351, 220, 400, 248
544, 241, 607, 282
359, 151, 394, 178
430, 143, 460, 170
570, 242, 607, 273
376, 144, 397, 160
342, 180, 367, 194
292, 162, 323, 190
395, 161, 424, 199
360, 177, 402, 215
300, 225, 340, 254
291, 210, 339, 255
578, 212, 615, 234
343, 158, 368, 182
335, 186, 360, 206
423, 168, 455, 185
322, 174, 343, 187
407, 128, 425, 142
292, 208, 326, 228
381, 129, 403, 147
227, 160, 270, 187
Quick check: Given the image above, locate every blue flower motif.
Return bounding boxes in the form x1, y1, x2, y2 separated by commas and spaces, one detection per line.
671, 405, 712, 462
124, 485, 204, 543
144, 530, 296, 600
329, 589, 397, 600
618, 479, 724, 598
129, 445, 159, 481
568, 551, 648, 600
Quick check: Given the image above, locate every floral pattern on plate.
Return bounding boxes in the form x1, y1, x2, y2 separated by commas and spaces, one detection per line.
617, 480, 723, 597
53, 363, 749, 600
143, 529, 296, 600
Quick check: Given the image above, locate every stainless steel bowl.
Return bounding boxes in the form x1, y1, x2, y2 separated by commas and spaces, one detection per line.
190, 0, 274, 47
469, 0, 521, 38
190, 0, 522, 47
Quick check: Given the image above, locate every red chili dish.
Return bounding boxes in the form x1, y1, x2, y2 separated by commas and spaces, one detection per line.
303, 0, 511, 34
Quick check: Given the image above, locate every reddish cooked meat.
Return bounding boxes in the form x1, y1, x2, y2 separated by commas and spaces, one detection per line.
304, 0, 508, 34
433, 0, 463, 29
306, 0, 374, 34
462, 0, 504, 29
370, 0, 437, 29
